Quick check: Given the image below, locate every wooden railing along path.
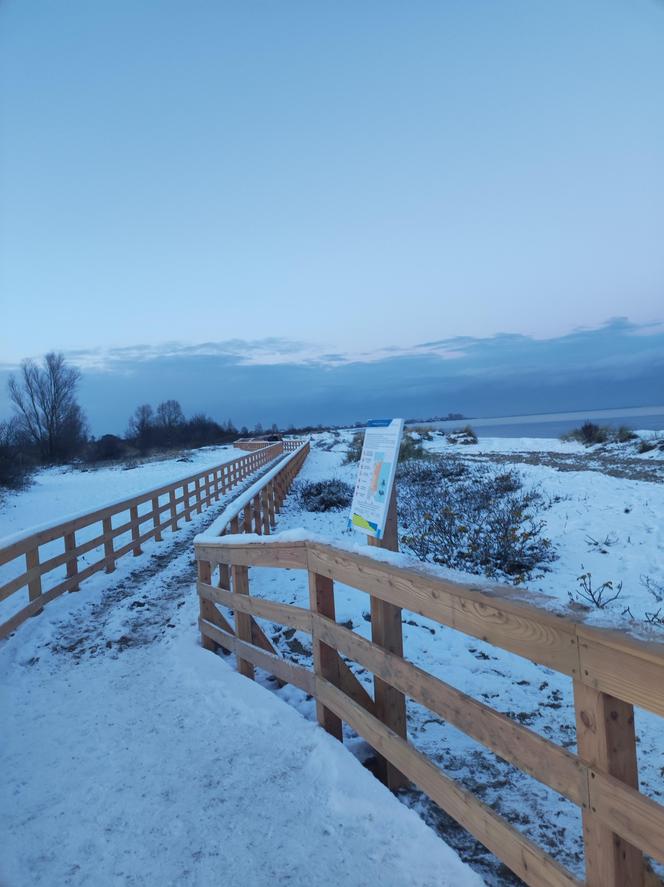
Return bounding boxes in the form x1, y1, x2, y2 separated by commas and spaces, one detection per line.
235, 437, 304, 453
0, 441, 306, 640
195, 533, 664, 887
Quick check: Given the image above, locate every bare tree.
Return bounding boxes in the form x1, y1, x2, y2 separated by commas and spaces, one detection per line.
127, 404, 154, 452
8, 352, 88, 462
155, 399, 184, 430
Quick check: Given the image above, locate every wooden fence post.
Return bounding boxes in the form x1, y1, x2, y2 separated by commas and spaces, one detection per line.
130, 505, 142, 556
64, 531, 79, 591
26, 547, 43, 612
309, 571, 343, 740
243, 503, 252, 534
253, 495, 262, 534
367, 486, 408, 790
232, 564, 255, 680
170, 489, 178, 530
152, 497, 162, 541
199, 559, 217, 652
102, 517, 115, 573
261, 488, 271, 534
195, 477, 203, 514
267, 481, 276, 527
574, 681, 644, 887
184, 483, 192, 521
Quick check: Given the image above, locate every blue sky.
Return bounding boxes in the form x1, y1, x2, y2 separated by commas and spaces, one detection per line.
1, 1, 663, 429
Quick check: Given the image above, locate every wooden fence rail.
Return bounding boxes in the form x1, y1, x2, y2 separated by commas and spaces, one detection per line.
0, 442, 308, 640
194, 535, 664, 887
235, 437, 304, 453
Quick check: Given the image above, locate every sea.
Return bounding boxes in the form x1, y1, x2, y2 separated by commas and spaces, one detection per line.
412, 406, 664, 439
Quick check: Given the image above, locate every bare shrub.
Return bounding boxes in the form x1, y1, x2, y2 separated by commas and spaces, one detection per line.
446, 425, 478, 445
0, 418, 34, 489
569, 573, 623, 609
297, 479, 353, 512
398, 459, 555, 582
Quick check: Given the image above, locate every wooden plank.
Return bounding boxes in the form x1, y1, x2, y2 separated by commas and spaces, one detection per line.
197, 581, 312, 634
0, 455, 253, 564
589, 769, 664, 865
0, 569, 30, 602
102, 517, 115, 572
336, 656, 376, 716
261, 488, 271, 534
252, 495, 262, 534
367, 487, 407, 791
184, 482, 192, 521
243, 503, 252, 534
130, 505, 142, 556
199, 619, 315, 694
64, 531, 79, 591
307, 543, 579, 675
169, 489, 178, 530
26, 547, 42, 607
232, 565, 254, 680
151, 497, 162, 542
315, 614, 587, 806
645, 864, 664, 887
195, 542, 308, 571
316, 678, 581, 887
0, 557, 106, 640
574, 681, 643, 886
578, 631, 664, 719
198, 560, 216, 652
308, 572, 343, 740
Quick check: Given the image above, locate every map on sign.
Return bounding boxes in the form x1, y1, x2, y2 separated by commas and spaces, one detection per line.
349, 418, 404, 539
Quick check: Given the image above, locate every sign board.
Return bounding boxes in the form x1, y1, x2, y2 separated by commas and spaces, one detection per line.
348, 418, 404, 540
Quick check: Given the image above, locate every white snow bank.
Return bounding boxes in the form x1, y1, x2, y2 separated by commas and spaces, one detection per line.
0, 625, 482, 887
427, 435, 587, 454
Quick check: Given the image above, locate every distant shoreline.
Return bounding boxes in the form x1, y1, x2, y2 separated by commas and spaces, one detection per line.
408, 406, 664, 439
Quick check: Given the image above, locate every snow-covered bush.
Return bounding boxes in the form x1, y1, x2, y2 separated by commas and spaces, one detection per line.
296, 479, 354, 512
446, 425, 478, 445
345, 430, 430, 464
398, 458, 555, 583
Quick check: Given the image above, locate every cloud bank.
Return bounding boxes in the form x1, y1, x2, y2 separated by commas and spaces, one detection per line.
1, 319, 662, 434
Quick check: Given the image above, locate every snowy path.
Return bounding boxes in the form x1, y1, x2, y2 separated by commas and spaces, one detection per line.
0, 471, 482, 887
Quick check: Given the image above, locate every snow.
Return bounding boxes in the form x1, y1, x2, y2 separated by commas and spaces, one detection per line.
427, 435, 587, 455
0, 480, 482, 887
227, 435, 664, 881
3, 430, 663, 885
0, 445, 247, 542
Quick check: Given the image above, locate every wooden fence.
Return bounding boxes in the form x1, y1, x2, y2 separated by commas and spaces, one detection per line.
0, 442, 299, 640
235, 437, 304, 453
194, 535, 664, 887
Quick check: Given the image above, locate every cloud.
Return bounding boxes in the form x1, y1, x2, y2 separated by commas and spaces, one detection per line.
1, 318, 662, 433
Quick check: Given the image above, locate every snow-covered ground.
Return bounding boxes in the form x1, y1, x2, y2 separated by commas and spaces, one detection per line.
0, 445, 249, 626
227, 431, 664, 883
2, 431, 663, 885
0, 444, 246, 539
0, 470, 481, 887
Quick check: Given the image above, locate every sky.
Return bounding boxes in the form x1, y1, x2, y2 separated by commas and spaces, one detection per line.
1, 1, 663, 430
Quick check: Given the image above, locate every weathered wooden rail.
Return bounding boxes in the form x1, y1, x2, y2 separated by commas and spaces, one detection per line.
194, 534, 664, 887
0, 442, 305, 639
235, 437, 303, 453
